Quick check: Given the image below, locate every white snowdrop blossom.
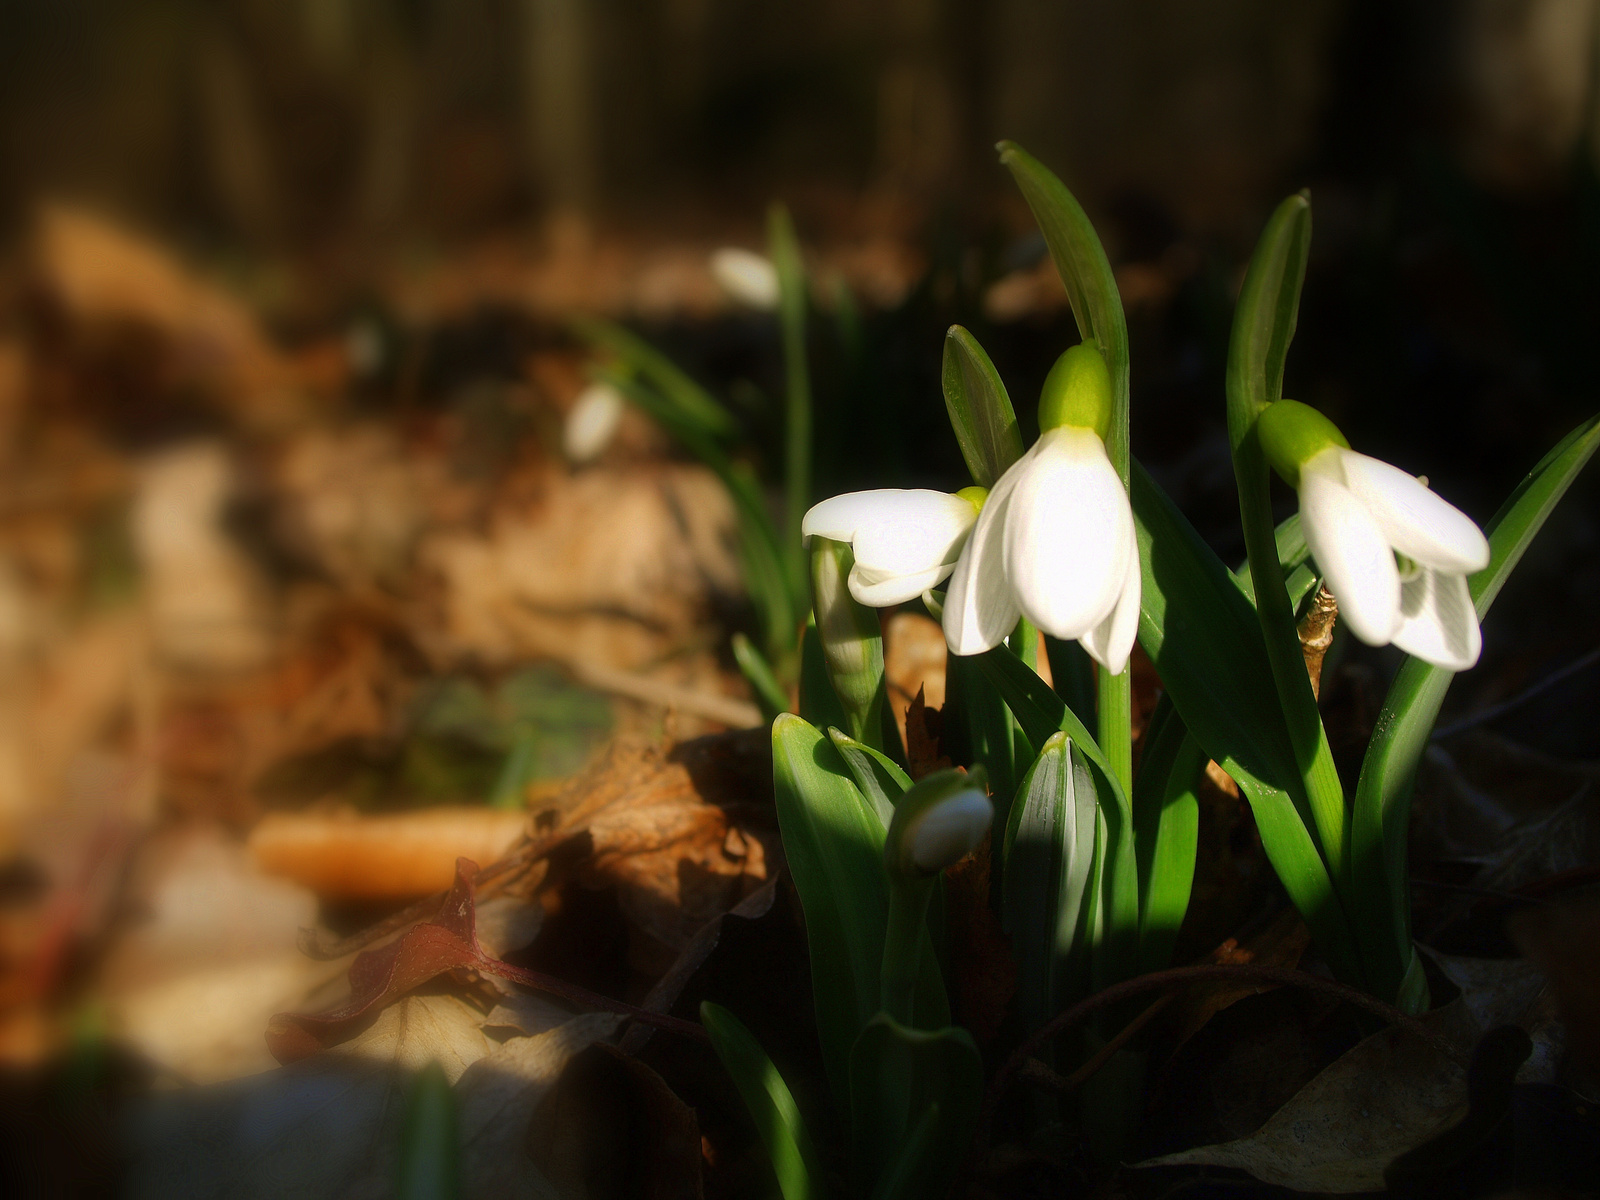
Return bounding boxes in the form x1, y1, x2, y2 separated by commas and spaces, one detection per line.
562, 382, 626, 463
943, 425, 1140, 674
1297, 445, 1490, 670
709, 248, 780, 310
802, 489, 980, 607
909, 788, 993, 872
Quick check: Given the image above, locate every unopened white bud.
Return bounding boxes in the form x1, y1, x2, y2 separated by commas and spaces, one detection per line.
710, 248, 780, 311
910, 789, 992, 872
563, 382, 626, 463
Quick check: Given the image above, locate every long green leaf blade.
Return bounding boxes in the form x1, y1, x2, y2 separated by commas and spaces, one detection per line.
1132, 696, 1204, 973
1003, 732, 1097, 1032
701, 1002, 826, 1200
771, 713, 888, 1109
941, 326, 1023, 487
828, 728, 912, 828
1352, 413, 1600, 1005
572, 315, 736, 439
1226, 192, 1348, 887
1130, 460, 1363, 984
848, 1015, 981, 1196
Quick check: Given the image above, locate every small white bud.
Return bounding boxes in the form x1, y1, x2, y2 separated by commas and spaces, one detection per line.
563, 382, 626, 463
910, 789, 992, 872
710, 248, 780, 311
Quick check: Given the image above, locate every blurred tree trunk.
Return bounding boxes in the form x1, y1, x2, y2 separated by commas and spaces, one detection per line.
522, 0, 599, 217
876, 0, 961, 194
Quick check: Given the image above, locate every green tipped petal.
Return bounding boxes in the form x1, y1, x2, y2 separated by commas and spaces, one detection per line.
1257, 399, 1350, 488
1038, 343, 1113, 439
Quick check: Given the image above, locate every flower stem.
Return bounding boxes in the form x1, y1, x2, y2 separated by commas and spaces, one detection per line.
880, 878, 935, 1026
769, 203, 811, 607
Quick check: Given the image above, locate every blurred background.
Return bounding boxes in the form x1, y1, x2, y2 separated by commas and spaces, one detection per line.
0, 0, 1598, 1190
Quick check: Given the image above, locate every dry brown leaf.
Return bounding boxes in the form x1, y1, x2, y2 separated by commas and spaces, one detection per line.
943, 837, 1014, 1046
1165, 907, 1311, 1053
1136, 1006, 1472, 1192
266, 857, 702, 1064
1508, 899, 1600, 1075
33, 205, 305, 428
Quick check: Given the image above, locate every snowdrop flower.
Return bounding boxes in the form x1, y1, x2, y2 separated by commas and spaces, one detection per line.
884, 767, 993, 878
709, 248, 780, 310
1258, 400, 1491, 671
563, 381, 626, 463
943, 343, 1140, 675
802, 488, 983, 607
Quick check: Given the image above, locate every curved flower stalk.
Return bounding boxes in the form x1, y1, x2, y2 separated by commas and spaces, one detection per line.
1258, 400, 1490, 671
943, 344, 1141, 675
801, 488, 983, 607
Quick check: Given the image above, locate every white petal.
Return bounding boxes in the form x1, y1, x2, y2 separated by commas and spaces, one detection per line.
563, 382, 625, 462
1339, 450, 1489, 573
1080, 530, 1142, 675
1391, 568, 1481, 671
911, 789, 993, 872
802, 489, 908, 544
710, 248, 780, 310
1004, 428, 1131, 642
848, 562, 952, 608
851, 490, 976, 576
943, 467, 1022, 655
1300, 452, 1402, 645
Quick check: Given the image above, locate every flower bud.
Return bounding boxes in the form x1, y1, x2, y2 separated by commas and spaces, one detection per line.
1037, 343, 1112, 439
884, 766, 992, 878
710, 248, 781, 310
563, 381, 626, 463
1256, 400, 1350, 488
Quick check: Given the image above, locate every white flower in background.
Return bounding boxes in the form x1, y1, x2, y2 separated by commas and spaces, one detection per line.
562, 381, 626, 463
802, 488, 982, 607
709, 247, 780, 310
909, 787, 993, 872
942, 344, 1140, 675
1260, 400, 1491, 672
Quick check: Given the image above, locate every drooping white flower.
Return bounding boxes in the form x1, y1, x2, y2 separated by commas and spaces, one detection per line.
909, 787, 993, 872
801, 489, 981, 607
942, 425, 1140, 673
563, 381, 626, 463
709, 248, 780, 310
1297, 445, 1489, 670
1257, 399, 1491, 672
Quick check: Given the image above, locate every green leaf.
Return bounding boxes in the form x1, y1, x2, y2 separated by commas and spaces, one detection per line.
1003, 732, 1097, 1032
870, 1103, 941, 1200
397, 1061, 459, 1200
571, 315, 736, 440
1043, 635, 1096, 732
941, 653, 1023, 823
734, 633, 791, 723
771, 713, 888, 1110
1352, 413, 1600, 1006
827, 728, 912, 828
1130, 460, 1363, 984
972, 648, 1138, 990
848, 1015, 981, 1196
1131, 697, 1204, 973
995, 139, 1135, 797
996, 141, 1129, 477
701, 1002, 826, 1200
941, 326, 1023, 487
1226, 192, 1348, 888
1224, 192, 1310, 443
